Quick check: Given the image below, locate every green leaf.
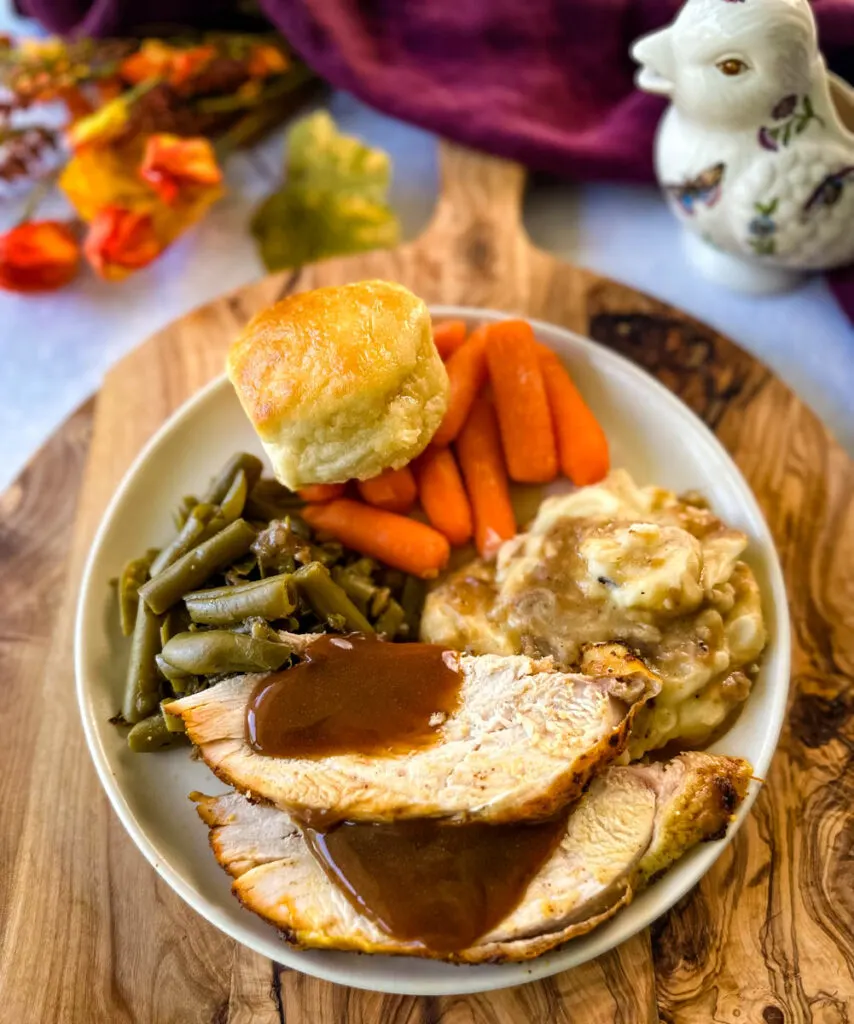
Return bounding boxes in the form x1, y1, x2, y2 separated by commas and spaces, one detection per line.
802, 94, 814, 116
754, 197, 778, 216
251, 111, 400, 271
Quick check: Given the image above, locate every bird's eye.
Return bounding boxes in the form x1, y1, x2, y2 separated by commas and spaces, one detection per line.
717, 58, 748, 76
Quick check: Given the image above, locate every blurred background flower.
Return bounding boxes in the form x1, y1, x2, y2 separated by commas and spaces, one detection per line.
0, 24, 378, 291
0, 216, 78, 289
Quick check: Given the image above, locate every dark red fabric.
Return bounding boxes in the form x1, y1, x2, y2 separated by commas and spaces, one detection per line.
260, 0, 670, 183
14, 0, 236, 36
17, 0, 854, 184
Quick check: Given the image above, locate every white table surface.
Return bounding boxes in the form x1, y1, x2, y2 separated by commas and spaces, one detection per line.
1, 7, 852, 494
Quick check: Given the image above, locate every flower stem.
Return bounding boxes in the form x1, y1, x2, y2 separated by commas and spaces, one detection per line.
18, 164, 61, 225
120, 76, 161, 107
212, 65, 316, 157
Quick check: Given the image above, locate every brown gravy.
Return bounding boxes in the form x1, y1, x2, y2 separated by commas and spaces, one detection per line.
303, 815, 567, 953
245, 634, 461, 758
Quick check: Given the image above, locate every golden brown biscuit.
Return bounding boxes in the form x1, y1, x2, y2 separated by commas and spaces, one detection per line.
227, 280, 448, 488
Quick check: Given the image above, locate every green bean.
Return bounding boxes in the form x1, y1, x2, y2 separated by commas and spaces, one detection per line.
152, 471, 249, 578
400, 575, 427, 640
139, 519, 257, 615
207, 468, 248, 532
374, 597, 405, 638
160, 698, 187, 733
122, 601, 164, 723
173, 494, 199, 530
150, 502, 218, 576
161, 630, 292, 675
248, 619, 282, 642
118, 549, 157, 637
332, 565, 390, 618
185, 573, 296, 626
160, 605, 190, 647
155, 652, 195, 687
293, 561, 374, 634
244, 478, 303, 521
202, 452, 263, 506
331, 566, 375, 613
127, 711, 189, 752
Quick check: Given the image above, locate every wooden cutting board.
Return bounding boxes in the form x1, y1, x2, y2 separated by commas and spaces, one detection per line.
1, 141, 852, 1024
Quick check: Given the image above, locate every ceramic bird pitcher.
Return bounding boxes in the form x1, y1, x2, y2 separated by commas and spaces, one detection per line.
632, 0, 854, 293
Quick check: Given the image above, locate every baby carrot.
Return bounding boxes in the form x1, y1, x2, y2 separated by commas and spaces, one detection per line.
538, 348, 610, 485
413, 447, 473, 546
301, 499, 450, 579
431, 327, 489, 447
485, 320, 558, 483
432, 320, 467, 360
455, 396, 516, 558
298, 484, 346, 502
357, 466, 417, 514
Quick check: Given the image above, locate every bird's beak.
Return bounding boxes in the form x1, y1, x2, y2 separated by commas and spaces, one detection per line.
631, 28, 675, 96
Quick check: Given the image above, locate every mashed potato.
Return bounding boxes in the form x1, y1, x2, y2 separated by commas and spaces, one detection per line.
421, 470, 767, 757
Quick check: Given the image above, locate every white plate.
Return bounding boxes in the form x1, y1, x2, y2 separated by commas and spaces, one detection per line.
75, 305, 790, 996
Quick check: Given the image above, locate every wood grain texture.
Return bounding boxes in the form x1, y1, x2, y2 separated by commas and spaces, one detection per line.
1, 141, 851, 1023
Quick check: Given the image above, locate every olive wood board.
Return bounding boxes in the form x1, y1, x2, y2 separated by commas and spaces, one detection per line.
1, 141, 852, 1024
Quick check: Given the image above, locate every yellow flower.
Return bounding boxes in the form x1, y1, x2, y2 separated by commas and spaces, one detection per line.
66, 93, 130, 149
19, 36, 65, 59
60, 137, 224, 278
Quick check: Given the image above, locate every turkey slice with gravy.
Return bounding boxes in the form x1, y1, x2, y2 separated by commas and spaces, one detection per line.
193, 752, 751, 962
168, 648, 658, 824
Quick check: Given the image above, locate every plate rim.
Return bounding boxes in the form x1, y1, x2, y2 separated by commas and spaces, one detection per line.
74, 304, 791, 996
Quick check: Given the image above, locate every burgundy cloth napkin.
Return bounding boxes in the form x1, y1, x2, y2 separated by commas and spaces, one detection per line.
16, 0, 854, 315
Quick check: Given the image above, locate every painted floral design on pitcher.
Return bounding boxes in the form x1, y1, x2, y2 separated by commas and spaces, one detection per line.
802, 166, 854, 216
665, 162, 725, 215
748, 198, 778, 255
758, 95, 823, 151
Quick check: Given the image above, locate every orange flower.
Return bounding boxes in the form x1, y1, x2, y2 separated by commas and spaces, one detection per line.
119, 41, 215, 87
247, 44, 289, 78
119, 41, 172, 84
140, 134, 223, 205
0, 220, 80, 292
84, 206, 162, 280
169, 45, 216, 87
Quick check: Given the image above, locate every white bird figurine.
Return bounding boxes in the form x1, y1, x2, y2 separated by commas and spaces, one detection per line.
632, 0, 854, 293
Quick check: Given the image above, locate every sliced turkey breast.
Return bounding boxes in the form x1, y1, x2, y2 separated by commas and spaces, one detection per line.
193, 752, 751, 963
169, 649, 658, 824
